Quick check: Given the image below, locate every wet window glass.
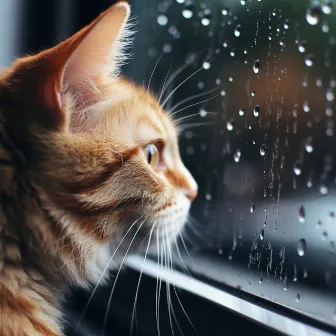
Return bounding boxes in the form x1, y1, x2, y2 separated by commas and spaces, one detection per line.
126, 0, 336, 330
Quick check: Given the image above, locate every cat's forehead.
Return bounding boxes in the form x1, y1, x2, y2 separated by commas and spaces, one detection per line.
105, 79, 177, 144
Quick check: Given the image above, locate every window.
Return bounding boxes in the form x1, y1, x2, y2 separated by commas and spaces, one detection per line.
124, 0, 336, 335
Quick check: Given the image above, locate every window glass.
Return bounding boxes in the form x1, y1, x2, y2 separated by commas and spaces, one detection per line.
126, 0, 336, 329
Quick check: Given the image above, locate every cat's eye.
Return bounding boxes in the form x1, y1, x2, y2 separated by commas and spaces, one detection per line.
143, 143, 160, 167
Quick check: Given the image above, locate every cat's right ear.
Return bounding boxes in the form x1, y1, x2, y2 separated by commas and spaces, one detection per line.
42, 1, 131, 127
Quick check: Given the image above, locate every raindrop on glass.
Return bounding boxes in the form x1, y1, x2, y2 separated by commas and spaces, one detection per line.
284, 20, 289, 30
321, 231, 328, 241
233, 149, 241, 163
222, 8, 229, 16
322, 22, 330, 33
157, 15, 168, 26
240, 0, 246, 5
163, 44, 172, 53
326, 89, 335, 102
260, 229, 264, 240
205, 193, 212, 201
293, 162, 302, 176
306, 2, 321, 25
230, 50, 235, 57
201, 17, 210, 26
298, 206, 305, 223
305, 54, 313, 67
260, 144, 266, 156
320, 185, 328, 195
220, 90, 226, 96
234, 25, 241, 37
239, 108, 245, 116
305, 137, 314, 153
251, 90, 255, 97
250, 204, 255, 213
298, 41, 306, 53
296, 293, 300, 302
202, 61, 211, 70
176, 0, 185, 3
254, 104, 260, 117
303, 101, 310, 112
223, 41, 228, 48
297, 239, 307, 256
226, 119, 235, 131
182, 8, 193, 19
322, 0, 332, 14
253, 59, 261, 74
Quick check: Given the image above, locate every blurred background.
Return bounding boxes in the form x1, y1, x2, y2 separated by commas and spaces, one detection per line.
2, 0, 336, 335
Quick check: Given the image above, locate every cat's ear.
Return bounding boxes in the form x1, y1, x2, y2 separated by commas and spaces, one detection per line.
43, 1, 131, 122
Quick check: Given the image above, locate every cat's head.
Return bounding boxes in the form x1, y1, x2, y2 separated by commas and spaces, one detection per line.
0, 2, 197, 282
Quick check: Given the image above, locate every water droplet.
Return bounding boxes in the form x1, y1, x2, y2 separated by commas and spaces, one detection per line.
284, 20, 289, 30
230, 51, 235, 57
326, 107, 333, 116
202, 61, 211, 70
250, 204, 255, 213
229, 76, 233, 82
303, 101, 310, 112
240, 0, 246, 5
182, 8, 193, 19
259, 277, 263, 284
298, 206, 305, 223
218, 248, 223, 255
253, 59, 261, 74
306, 2, 321, 25
322, 0, 332, 14
253, 104, 260, 117
239, 109, 245, 116
157, 15, 168, 26
220, 90, 226, 96
226, 119, 235, 131
201, 17, 211, 26
251, 91, 255, 97
296, 293, 300, 302
326, 89, 335, 102
222, 8, 229, 16
199, 109, 208, 117
322, 22, 330, 33
298, 41, 306, 53
233, 149, 241, 163
176, 0, 185, 3
260, 229, 264, 240
260, 144, 266, 156
305, 137, 314, 153
305, 54, 313, 67
329, 212, 335, 219
297, 239, 307, 256
234, 25, 241, 37
293, 164, 302, 176
223, 41, 228, 48
321, 231, 328, 240
163, 44, 172, 53
320, 185, 328, 195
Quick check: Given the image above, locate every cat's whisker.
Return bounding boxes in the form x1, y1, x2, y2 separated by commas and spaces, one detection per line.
163, 226, 175, 336
157, 62, 173, 107
130, 221, 157, 336
161, 54, 196, 99
161, 57, 216, 110
72, 217, 142, 336
168, 86, 220, 115
171, 93, 221, 118
172, 284, 199, 336
177, 121, 216, 132
156, 228, 164, 336
155, 227, 162, 336
173, 236, 192, 277
179, 232, 196, 267
147, 52, 165, 103
101, 219, 147, 336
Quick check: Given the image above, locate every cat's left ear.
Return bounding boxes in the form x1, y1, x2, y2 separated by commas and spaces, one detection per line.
44, 1, 131, 119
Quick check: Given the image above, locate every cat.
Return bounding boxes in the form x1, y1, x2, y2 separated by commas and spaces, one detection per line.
0, 1, 198, 335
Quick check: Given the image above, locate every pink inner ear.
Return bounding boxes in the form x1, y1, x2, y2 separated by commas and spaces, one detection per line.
58, 3, 131, 132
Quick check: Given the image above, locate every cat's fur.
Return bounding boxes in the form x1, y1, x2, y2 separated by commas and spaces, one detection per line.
0, 2, 197, 335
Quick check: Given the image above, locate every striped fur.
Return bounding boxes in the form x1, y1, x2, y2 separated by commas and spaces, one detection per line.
0, 2, 197, 335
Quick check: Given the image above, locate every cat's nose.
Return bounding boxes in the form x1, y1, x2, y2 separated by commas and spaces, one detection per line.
185, 188, 198, 201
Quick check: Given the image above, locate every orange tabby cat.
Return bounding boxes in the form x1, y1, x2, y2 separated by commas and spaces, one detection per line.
0, 2, 197, 335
